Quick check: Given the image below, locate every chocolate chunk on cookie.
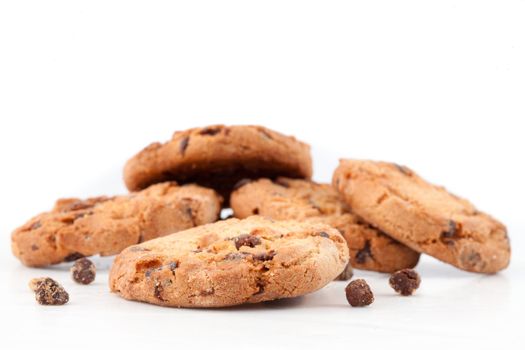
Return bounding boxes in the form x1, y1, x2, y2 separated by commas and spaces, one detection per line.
333, 160, 511, 273
12, 182, 222, 267
230, 178, 420, 272
109, 216, 349, 308
123, 125, 312, 202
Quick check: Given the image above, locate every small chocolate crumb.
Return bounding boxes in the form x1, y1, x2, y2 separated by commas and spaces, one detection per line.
179, 136, 190, 155
389, 269, 421, 296
168, 262, 178, 276
29, 278, 69, 305
252, 208, 259, 215
234, 234, 261, 250
316, 231, 330, 238
31, 244, 39, 251
253, 250, 276, 261
336, 263, 354, 281
63, 252, 85, 262
233, 178, 252, 191
345, 279, 374, 307
71, 258, 96, 285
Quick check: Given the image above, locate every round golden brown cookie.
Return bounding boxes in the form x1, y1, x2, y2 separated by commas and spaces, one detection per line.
123, 125, 312, 200
109, 216, 349, 308
230, 178, 420, 273
332, 160, 511, 274
11, 182, 222, 267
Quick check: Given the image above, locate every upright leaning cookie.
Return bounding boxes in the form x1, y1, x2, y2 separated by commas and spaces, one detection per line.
333, 160, 511, 273
12, 182, 222, 267
123, 125, 312, 199
109, 216, 349, 308
230, 178, 420, 273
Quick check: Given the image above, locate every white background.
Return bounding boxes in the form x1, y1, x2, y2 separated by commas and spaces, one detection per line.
0, 1, 524, 349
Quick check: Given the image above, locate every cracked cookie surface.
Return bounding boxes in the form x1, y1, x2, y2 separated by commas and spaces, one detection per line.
12, 182, 222, 267
333, 160, 510, 273
109, 216, 349, 308
123, 125, 312, 201
230, 178, 419, 272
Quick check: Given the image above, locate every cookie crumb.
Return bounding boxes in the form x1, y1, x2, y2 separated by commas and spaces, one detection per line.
71, 258, 96, 285
389, 269, 421, 296
345, 279, 374, 307
29, 278, 69, 305
336, 262, 354, 281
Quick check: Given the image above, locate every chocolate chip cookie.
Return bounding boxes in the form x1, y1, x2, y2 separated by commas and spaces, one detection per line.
332, 160, 511, 273
109, 216, 349, 308
123, 125, 312, 201
12, 182, 222, 267
230, 178, 420, 272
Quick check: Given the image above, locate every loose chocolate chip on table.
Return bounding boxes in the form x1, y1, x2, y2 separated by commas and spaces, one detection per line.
336, 262, 354, 281
389, 269, 421, 296
345, 279, 374, 307
71, 258, 96, 285
234, 234, 261, 249
29, 278, 69, 305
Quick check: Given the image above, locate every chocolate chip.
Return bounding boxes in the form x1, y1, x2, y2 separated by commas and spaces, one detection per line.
129, 246, 150, 252
317, 231, 330, 238
70, 258, 96, 285
29, 278, 69, 306
393, 163, 412, 176
335, 263, 354, 281
154, 282, 165, 301
30, 221, 42, 230
31, 244, 39, 251
275, 178, 290, 188
254, 279, 265, 295
440, 220, 457, 245
179, 136, 190, 155
65, 200, 94, 212
168, 262, 178, 276
199, 126, 221, 136
233, 178, 252, 190
63, 252, 85, 262
253, 250, 276, 261
252, 208, 259, 215
234, 234, 261, 249
74, 211, 93, 220
225, 252, 251, 260
389, 269, 421, 296
355, 240, 372, 264
345, 279, 374, 307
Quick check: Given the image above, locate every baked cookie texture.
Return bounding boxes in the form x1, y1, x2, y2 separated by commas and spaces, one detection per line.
333, 160, 511, 273
12, 182, 222, 267
109, 216, 349, 308
230, 178, 420, 272
123, 125, 312, 200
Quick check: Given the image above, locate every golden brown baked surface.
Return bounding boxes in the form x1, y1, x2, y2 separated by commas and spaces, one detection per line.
12, 182, 222, 267
230, 177, 420, 272
109, 216, 349, 308
333, 160, 510, 273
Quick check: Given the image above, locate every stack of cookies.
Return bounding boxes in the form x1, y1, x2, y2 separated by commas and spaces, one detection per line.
11, 125, 511, 308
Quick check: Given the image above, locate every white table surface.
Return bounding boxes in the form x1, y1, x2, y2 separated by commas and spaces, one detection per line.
2, 251, 523, 350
